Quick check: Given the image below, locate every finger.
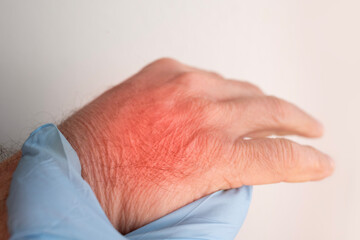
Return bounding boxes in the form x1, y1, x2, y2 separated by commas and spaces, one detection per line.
210, 79, 264, 99
173, 72, 265, 100
241, 128, 315, 139
185, 66, 265, 98
141, 59, 264, 99
221, 138, 334, 187
216, 96, 323, 139
223, 79, 265, 97
189, 64, 265, 97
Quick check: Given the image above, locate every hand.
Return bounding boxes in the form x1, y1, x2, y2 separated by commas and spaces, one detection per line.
7, 124, 252, 240
58, 58, 334, 233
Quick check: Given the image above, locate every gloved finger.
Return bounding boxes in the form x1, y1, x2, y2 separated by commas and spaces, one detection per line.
7, 124, 124, 240
226, 138, 334, 186
126, 186, 252, 240
212, 95, 323, 140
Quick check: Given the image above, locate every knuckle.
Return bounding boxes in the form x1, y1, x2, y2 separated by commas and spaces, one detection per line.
242, 81, 263, 94
202, 101, 223, 123
151, 57, 180, 66
207, 71, 223, 79
173, 71, 205, 89
238, 141, 257, 171
266, 96, 289, 122
275, 139, 299, 171
141, 57, 181, 72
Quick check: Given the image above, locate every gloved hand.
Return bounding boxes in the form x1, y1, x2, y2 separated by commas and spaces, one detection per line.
7, 124, 252, 240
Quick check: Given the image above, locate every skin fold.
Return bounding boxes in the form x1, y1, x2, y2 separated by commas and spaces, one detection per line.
0, 58, 334, 237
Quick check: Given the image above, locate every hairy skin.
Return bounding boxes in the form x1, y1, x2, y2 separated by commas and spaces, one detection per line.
0, 152, 21, 240
58, 80, 226, 233
0, 58, 334, 237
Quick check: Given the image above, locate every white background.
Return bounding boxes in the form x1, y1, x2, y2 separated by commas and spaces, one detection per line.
1, 0, 359, 239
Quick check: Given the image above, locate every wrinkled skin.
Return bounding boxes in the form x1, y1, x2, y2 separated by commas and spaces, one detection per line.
58, 58, 334, 234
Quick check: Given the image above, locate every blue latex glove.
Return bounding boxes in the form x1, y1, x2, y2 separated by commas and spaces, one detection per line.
7, 124, 252, 240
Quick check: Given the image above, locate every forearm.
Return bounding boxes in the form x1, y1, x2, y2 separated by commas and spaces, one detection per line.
0, 151, 21, 240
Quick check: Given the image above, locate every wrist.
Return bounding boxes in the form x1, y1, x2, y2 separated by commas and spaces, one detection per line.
58, 106, 129, 231
57, 105, 169, 234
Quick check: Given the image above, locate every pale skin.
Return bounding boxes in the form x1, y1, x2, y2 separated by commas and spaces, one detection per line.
0, 58, 334, 238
